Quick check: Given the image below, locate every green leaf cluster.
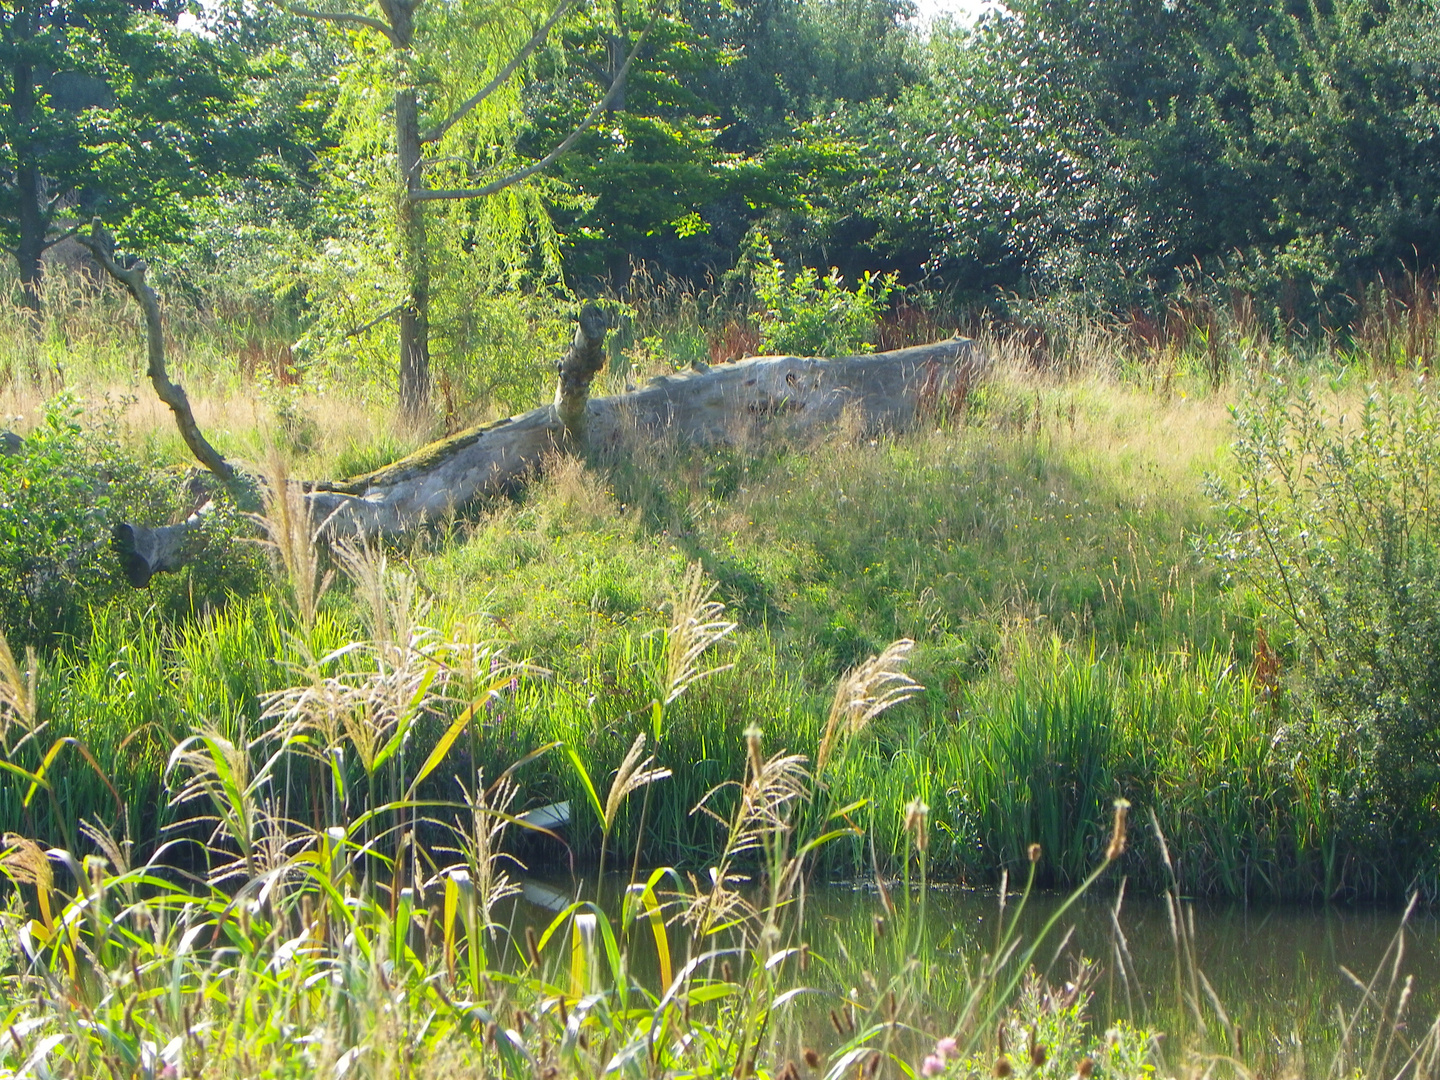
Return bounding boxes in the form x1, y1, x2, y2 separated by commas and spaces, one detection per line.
1214, 369, 1440, 872
791, 0, 1440, 319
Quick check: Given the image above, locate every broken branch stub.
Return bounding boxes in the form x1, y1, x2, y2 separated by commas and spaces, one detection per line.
553, 302, 611, 444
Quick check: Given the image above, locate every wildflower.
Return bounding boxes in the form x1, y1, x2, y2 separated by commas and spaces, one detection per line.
922, 1055, 946, 1077
937, 1037, 958, 1060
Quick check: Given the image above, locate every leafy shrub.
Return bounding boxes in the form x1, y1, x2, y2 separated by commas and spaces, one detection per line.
0, 397, 261, 650
1, 398, 151, 647
1213, 370, 1440, 869
745, 232, 896, 357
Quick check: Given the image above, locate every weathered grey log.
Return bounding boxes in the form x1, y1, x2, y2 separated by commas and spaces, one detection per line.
116, 334, 982, 584
309, 335, 979, 533
114, 510, 209, 587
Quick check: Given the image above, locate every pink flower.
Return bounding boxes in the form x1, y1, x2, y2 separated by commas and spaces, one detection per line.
936, 1037, 958, 1061
922, 1054, 946, 1077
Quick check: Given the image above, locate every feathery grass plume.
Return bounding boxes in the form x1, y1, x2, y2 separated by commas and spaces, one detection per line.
605, 733, 671, 832
333, 537, 426, 657
250, 447, 335, 632
445, 772, 524, 934
0, 624, 38, 749
681, 862, 755, 939
260, 636, 357, 760
661, 561, 737, 707
0, 833, 55, 929
816, 638, 922, 772
688, 727, 809, 937
166, 724, 301, 883
328, 538, 454, 776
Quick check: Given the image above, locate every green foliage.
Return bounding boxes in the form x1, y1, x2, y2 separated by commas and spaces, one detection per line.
931, 980, 1155, 1080
1214, 369, 1440, 875
150, 4, 343, 320
678, 0, 922, 152
0, 0, 265, 275
792, 0, 1440, 321
745, 231, 896, 355
0, 398, 264, 653
0, 398, 164, 648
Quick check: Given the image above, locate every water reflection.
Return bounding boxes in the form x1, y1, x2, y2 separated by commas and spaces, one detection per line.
799, 886, 1440, 1030
503, 877, 1440, 1062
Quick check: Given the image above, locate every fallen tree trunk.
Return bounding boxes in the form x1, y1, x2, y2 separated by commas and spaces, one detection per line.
77, 218, 984, 586
115, 334, 982, 584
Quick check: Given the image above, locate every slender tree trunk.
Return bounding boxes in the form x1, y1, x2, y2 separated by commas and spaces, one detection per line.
11, 2, 45, 326
605, 0, 628, 113
392, 0, 431, 419
16, 166, 44, 323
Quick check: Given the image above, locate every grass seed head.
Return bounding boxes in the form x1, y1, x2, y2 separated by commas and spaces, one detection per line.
604, 732, 671, 831
1106, 798, 1131, 862
0, 626, 37, 745
905, 799, 930, 854
818, 639, 921, 772
662, 561, 736, 705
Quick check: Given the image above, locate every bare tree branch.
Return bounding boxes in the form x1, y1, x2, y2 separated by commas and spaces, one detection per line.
288, 4, 400, 45
38, 227, 78, 254
344, 301, 406, 339
75, 219, 239, 491
420, 0, 574, 147
411, 20, 649, 203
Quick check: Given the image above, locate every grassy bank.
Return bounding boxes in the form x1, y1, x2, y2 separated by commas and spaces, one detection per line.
7, 285, 1440, 1075
2, 342, 1378, 901
4, 265, 1440, 906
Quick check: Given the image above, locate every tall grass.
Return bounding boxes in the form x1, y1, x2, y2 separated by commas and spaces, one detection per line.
0, 351, 1394, 899
6, 267, 1440, 901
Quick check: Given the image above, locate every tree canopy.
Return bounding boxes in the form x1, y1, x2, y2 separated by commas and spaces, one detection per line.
3, 0, 1437, 409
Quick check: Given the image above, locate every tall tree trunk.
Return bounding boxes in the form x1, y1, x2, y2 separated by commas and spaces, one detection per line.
11, 1, 45, 325
392, 0, 431, 419
605, 0, 628, 113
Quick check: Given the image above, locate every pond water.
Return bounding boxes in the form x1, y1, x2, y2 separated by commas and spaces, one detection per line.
509, 876, 1440, 1064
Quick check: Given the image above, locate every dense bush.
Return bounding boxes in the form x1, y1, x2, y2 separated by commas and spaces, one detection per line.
784, 0, 1440, 322
1214, 370, 1440, 879
0, 397, 262, 650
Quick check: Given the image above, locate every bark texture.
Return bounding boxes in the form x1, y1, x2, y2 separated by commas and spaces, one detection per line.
553, 302, 611, 442
115, 331, 982, 585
